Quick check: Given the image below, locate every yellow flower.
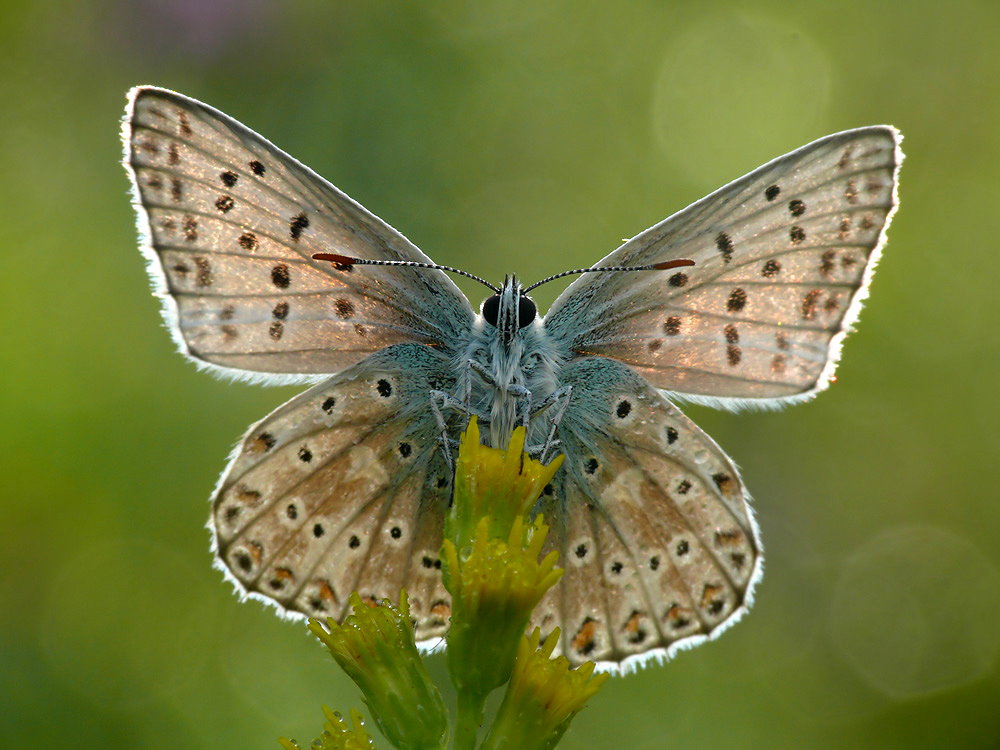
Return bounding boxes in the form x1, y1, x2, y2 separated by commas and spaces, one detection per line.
445, 416, 564, 550
443, 416, 567, 748
278, 707, 374, 750
481, 628, 609, 750
443, 515, 563, 695
309, 592, 447, 750
443, 416, 565, 697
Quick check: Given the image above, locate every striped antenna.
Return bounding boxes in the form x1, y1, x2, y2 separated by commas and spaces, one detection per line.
523, 258, 696, 292
313, 253, 499, 293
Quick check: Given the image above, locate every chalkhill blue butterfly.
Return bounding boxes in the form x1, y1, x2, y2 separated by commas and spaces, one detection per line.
123, 86, 901, 671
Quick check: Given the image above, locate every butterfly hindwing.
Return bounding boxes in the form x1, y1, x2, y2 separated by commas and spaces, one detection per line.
533, 357, 761, 668
545, 127, 902, 408
211, 344, 455, 643
123, 86, 473, 382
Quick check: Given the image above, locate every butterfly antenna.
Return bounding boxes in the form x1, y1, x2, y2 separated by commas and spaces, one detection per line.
313, 253, 500, 293
523, 258, 696, 293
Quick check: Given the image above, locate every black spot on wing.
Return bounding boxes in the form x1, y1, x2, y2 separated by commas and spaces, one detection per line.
334, 299, 355, 319
182, 216, 198, 241
761, 259, 781, 278
238, 231, 258, 250
271, 264, 291, 288
176, 109, 192, 136
820, 250, 836, 277
289, 212, 310, 241
845, 179, 859, 204
727, 288, 747, 312
802, 290, 822, 320
194, 257, 212, 287
715, 232, 734, 263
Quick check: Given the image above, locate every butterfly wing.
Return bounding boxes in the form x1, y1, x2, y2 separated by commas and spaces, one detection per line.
544, 127, 902, 408
123, 86, 473, 383
533, 357, 761, 670
211, 344, 456, 644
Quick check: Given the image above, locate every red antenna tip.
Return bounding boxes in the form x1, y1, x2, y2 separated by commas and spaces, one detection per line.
652, 259, 696, 270
313, 253, 356, 269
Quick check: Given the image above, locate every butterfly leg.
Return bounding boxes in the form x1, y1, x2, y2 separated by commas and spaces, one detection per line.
429, 390, 465, 472
467, 358, 533, 426
429, 388, 493, 470
531, 386, 573, 464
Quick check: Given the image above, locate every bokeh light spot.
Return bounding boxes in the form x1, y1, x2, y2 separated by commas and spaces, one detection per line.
652, 12, 831, 185
831, 525, 1000, 698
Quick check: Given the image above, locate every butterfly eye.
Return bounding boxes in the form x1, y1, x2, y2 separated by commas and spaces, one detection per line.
518, 296, 537, 329
481, 294, 501, 326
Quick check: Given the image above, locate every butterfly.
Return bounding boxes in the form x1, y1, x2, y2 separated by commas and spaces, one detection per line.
123, 86, 901, 672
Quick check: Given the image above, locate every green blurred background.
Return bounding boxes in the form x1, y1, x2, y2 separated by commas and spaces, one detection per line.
3, 1, 999, 747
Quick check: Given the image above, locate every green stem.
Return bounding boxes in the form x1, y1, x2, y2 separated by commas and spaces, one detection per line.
454, 688, 486, 750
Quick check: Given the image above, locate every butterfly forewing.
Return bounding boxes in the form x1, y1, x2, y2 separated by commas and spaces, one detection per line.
545, 127, 902, 407
211, 344, 455, 642
532, 358, 761, 669
124, 86, 473, 381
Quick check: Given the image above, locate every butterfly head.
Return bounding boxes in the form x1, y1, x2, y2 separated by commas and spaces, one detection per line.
481, 275, 537, 346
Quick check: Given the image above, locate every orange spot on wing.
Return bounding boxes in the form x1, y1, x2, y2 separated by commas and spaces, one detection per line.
714, 529, 743, 547
317, 580, 336, 601
247, 541, 264, 566
572, 618, 598, 652
625, 611, 644, 634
